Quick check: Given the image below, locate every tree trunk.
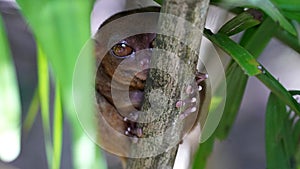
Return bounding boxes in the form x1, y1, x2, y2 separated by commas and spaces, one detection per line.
125, 0, 210, 168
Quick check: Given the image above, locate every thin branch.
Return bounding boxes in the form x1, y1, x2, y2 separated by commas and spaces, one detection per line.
125, 0, 210, 168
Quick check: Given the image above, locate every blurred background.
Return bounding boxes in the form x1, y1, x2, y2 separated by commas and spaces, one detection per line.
0, 0, 300, 168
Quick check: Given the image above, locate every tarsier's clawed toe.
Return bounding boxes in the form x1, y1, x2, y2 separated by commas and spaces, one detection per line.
196, 72, 208, 85
123, 117, 143, 142
176, 72, 208, 119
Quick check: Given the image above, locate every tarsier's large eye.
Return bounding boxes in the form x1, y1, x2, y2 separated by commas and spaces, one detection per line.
110, 43, 134, 58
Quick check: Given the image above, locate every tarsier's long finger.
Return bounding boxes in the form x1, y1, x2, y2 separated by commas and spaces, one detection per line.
196, 72, 208, 84
176, 72, 208, 120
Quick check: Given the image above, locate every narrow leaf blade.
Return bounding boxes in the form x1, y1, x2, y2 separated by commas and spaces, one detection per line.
265, 92, 295, 169
219, 10, 261, 36
52, 81, 63, 169
256, 69, 300, 116
215, 62, 248, 139
192, 136, 215, 169
214, 0, 297, 35
37, 44, 52, 168
23, 88, 40, 133
204, 28, 261, 76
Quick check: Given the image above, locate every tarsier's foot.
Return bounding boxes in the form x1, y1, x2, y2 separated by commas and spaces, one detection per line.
195, 72, 208, 88
176, 72, 208, 119
123, 112, 143, 142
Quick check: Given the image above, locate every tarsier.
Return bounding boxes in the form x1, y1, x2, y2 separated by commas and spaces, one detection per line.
94, 6, 210, 166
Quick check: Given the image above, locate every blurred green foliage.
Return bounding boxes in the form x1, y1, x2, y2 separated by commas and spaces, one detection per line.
0, 0, 299, 169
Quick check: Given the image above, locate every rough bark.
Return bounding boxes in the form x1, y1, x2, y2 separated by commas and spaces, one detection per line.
125, 0, 210, 168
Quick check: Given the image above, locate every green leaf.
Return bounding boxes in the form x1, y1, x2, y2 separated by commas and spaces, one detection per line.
292, 91, 300, 168
37, 44, 52, 168
265, 92, 296, 169
204, 29, 261, 76
23, 88, 39, 133
16, 1, 104, 168
53, 80, 63, 169
213, 0, 297, 36
239, 17, 278, 58
215, 61, 248, 139
256, 69, 300, 116
205, 28, 300, 115
154, 0, 163, 5
192, 136, 215, 169
0, 14, 21, 163
212, 18, 277, 139
219, 10, 261, 36
16, 1, 93, 120
290, 91, 300, 144
275, 29, 300, 54
215, 17, 278, 139
205, 16, 300, 141
73, 134, 107, 169
270, 0, 300, 11
256, 0, 297, 36
204, 28, 261, 76
281, 11, 300, 23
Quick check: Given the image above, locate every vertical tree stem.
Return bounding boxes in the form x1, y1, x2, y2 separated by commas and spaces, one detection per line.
125, 0, 209, 168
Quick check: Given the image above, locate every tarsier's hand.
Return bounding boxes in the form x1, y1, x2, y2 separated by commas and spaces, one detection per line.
176, 72, 208, 120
